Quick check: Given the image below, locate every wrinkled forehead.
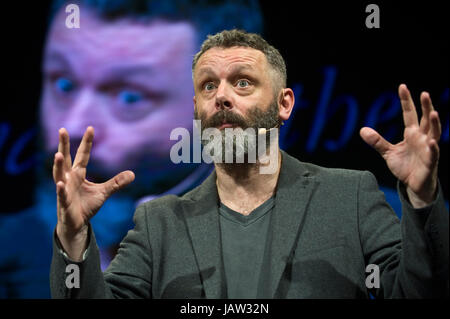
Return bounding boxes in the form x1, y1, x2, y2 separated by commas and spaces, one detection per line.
45, 4, 196, 68
194, 46, 269, 77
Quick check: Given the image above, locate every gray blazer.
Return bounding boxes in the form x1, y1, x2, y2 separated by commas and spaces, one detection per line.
50, 151, 449, 298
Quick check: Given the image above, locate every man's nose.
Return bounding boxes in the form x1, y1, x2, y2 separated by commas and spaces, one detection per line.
215, 82, 233, 110
62, 88, 104, 142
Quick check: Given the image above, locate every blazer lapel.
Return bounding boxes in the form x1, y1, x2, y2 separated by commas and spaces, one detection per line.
182, 171, 227, 299
260, 151, 318, 298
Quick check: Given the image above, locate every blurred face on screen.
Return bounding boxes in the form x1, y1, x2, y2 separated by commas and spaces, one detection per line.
40, 5, 196, 193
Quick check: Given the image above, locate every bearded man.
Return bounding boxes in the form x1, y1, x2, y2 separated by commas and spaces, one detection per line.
50, 29, 448, 298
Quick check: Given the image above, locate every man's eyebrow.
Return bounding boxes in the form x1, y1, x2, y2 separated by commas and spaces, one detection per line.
44, 51, 155, 81
196, 67, 216, 78
102, 64, 155, 79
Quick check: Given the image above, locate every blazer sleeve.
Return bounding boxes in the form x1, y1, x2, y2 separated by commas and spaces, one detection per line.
357, 171, 449, 298
50, 203, 153, 298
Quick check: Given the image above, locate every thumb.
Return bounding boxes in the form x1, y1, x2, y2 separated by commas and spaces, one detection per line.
102, 170, 135, 198
360, 127, 391, 156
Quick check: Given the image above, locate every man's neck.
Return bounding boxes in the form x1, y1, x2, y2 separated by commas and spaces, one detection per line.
215, 150, 282, 216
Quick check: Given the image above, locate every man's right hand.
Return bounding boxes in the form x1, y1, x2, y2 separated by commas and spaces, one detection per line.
53, 126, 135, 261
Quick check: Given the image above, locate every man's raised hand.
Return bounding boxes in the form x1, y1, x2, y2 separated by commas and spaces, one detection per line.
360, 84, 441, 208
53, 126, 135, 260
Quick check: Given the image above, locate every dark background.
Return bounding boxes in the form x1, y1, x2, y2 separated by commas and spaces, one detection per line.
1, 0, 448, 213
261, 1, 449, 194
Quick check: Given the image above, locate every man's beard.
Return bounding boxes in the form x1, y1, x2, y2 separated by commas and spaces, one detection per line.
194, 97, 281, 164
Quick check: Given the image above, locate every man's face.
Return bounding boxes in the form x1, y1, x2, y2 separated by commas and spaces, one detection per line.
193, 46, 281, 133
41, 6, 196, 180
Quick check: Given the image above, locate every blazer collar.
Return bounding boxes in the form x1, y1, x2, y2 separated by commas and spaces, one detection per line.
181, 170, 226, 298
181, 150, 318, 298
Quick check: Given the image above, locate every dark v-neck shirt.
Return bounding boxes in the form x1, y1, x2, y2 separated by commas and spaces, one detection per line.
219, 196, 275, 298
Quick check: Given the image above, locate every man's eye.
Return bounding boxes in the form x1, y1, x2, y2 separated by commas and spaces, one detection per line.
55, 77, 74, 93
118, 90, 143, 105
204, 82, 216, 91
237, 79, 250, 88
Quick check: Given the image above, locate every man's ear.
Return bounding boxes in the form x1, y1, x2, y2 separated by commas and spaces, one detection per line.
193, 95, 197, 109
278, 88, 295, 122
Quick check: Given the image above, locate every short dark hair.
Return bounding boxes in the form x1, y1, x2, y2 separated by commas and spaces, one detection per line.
48, 0, 263, 48
192, 29, 287, 90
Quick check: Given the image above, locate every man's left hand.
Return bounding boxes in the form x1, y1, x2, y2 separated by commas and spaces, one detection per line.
360, 84, 442, 208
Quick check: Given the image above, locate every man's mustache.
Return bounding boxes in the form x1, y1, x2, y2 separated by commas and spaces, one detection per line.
201, 110, 248, 130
